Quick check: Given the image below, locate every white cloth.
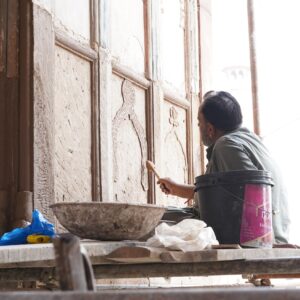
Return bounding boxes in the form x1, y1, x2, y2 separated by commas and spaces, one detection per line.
146, 219, 219, 252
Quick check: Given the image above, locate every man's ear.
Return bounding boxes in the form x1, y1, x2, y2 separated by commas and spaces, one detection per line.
207, 122, 215, 138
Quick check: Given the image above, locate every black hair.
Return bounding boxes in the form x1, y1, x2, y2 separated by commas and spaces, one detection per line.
201, 91, 243, 132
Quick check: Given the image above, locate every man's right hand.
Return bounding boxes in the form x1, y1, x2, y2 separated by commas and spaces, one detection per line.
157, 178, 195, 200
157, 177, 176, 195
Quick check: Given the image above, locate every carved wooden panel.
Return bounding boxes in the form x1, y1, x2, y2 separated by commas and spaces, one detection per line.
158, 101, 188, 207
54, 46, 92, 203
160, 0, 186, 93
111, 76, 148, 203
111, 0, 145, 73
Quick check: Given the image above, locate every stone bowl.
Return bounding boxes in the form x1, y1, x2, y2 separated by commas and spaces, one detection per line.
50, 202, 166, 241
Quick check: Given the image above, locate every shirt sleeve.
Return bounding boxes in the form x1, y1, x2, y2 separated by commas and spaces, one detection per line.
212, 138, 258, 171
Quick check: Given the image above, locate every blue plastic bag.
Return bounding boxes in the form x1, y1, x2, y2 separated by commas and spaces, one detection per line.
0, 209, 55, 246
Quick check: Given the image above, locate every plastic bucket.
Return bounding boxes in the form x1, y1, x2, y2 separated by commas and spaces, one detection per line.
195, 170, 273, 248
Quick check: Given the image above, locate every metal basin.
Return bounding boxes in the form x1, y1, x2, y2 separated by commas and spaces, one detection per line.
50, 202, 166, 241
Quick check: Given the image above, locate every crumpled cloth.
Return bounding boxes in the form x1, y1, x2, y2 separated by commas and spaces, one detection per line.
146, 219, 219, 252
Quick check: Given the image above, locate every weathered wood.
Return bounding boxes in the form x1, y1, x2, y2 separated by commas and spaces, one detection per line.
144, 0, 152, 80
99, 47, 114, 202
6, 0, 18, 78
6, 77, 19, 226
160, 249, 245, 263
55, 29, 98, 61
0, 0, 8, 73
11, 191, 32, 228
247, 0, 260, 136
93, 257, 300, 279
105, 246, 167, 263
19, 0, 33, 194
0, 191, 8, 234
163, 86, 190, 109
1, 241, 300, 267
0, 267, 55, 282
53, 234, 89, 291
32, 4, 55, 221
1, 288, 300, 300
111, 60, 151, 89
90, 0, 101, 202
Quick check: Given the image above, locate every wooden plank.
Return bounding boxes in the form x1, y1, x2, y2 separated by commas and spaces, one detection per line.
160, 249, 245, 263
105, 246, 167, 263
93, 257, 300, 279
1, 242, 300, 267
1, 288, 300, 300
161, 248, 300, 263
0, 241, 143, 267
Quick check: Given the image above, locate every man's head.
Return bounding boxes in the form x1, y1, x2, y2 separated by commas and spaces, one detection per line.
198, 91, 243, 146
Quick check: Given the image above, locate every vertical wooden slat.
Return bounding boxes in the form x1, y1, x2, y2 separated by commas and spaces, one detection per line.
247, 0, 260, 136
99, 0, 110, 49
184, 0, 194, 184
19, 0, 33, 193
0, 0, 8, 193
148, 0, 162, 204
144, 0, 155, 204
99, 0, 114, 202
146, 85, 155, 204
0, 0, 8, 73
5, 1, 20, 227
144, 0, 152, 80
197, 0, 206, 175
6, 0, 18, 78
90, 0, 100, 201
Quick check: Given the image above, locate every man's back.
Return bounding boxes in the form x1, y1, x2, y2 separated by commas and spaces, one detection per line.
205, 127, 290, 243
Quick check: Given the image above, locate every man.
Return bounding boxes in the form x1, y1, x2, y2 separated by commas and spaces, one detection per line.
158, 91, 290, 243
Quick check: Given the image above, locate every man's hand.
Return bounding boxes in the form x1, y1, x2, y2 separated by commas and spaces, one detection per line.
157, 178, 195, 199
157, 177, 176, 195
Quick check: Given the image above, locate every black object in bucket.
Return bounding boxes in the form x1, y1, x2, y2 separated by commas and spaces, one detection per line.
194, 170, 273, 244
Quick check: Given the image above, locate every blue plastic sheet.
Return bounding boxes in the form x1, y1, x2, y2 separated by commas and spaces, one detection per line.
0, 209, 55, 246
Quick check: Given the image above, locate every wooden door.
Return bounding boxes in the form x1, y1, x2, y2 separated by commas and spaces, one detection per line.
32, 0, 100, 221
31, 0, 201, 220
99, 0, 201, 207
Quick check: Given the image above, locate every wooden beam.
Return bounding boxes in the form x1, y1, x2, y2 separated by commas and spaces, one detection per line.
93, 258, 300, 279
111, 60, 151, 89
55, 29, 98, 62
19, 0, 33, 194
1, 288, 300, 300
247, 0, 260, 136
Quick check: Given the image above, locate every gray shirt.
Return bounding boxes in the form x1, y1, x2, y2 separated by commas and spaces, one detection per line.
205, 127, 290, 243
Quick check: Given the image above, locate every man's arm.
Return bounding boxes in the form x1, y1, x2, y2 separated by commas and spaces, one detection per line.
157, 178, 195, 199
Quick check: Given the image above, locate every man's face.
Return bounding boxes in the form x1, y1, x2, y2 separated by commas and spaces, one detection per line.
198, 110, 214, 147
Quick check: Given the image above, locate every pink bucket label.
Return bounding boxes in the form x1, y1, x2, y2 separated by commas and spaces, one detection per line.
240, 184, 272, 248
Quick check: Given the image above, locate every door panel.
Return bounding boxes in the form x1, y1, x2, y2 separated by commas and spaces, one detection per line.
158, 102, 188, 207
111, 0, 145, 73
54, 46, 92, 203
53, 0, 90, 42
111, 76, 148, 203
160, 0, 186, 94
